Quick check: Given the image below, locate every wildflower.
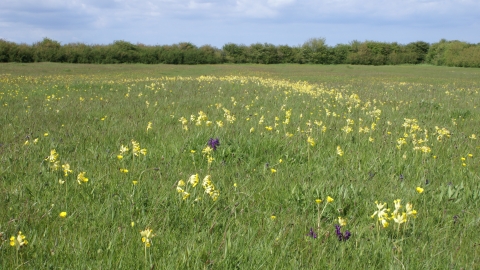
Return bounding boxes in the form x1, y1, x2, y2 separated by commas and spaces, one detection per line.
46, 149, 59, 163
140, 228, 154, 248
10, 231, 28, 249
131, 221, 135, 227
416, 187, 424, 194
379, 218, 389, 228
119, 145, 129, 155
188, 174, 199, 187
44, 133, 49, 137
77, 172, 88, 184
270, 215, 276, 220
338, 216, 347, 226
182, 191, 190, 200
469, 134, 477, 140
208, 138, 220, 150
307, 136, 315, 147
405, 203, 417, 218
271, 168, 277, 174
393, 199, 402, 215
250, 127, 255, 133
146, 122, 152, 132
202, 146, 213, 156
327, 196, 334, 203
393, 213, 407, 224
307, 228, 317, 239
59, 212, 67, 218
336, 146, 344, 156
132, 180, 138, 185
117, 155, 123, 160
315, 199, 322, 204
62, 163, 72, 176
335, 225, 351, 241
372, 202, 388, 220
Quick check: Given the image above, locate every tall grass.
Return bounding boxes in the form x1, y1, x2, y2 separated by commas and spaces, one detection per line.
0, 64, 479, 269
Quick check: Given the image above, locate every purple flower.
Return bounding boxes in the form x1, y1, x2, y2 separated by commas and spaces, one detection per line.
307, 228, 317, 239
335, 224, 351, 241
208, 138, 220, 150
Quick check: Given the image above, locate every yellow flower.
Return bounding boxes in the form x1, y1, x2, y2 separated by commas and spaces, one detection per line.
132, 180, 138, 185
188, 174, 199, 187
250, 127, 255, 133
315, 199, 322, 204
59, 212, 67, 218
380, 218, 389, 228
117, 155, 123, 160
77, 172, 88, 184
146, 122, 152, 132
338, 216, 347, 226
336, 146, 344, 156
271, 168, 277, 174
327, 196, 334, 203
10, 231, 28, 249
140, 228, 154, 248
270, 215, 276, 220
416, 187, 424, 194
371, 201, 389, 219
119, 145, 129, 155
62, 164, 72, 176
307, 136, 315, 147
120, 168, 129, 173
44, 133, 49, 137
131, 221, 135, 227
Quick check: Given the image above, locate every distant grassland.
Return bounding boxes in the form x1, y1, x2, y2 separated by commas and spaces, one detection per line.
1, 63, 479, 269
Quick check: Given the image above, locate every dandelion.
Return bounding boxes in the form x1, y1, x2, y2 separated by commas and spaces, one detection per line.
120, 168, 129, 173
117, 155, 123, 160
132, 180, 138, 185
271, 168, 277, 174
416, 187, 424, 194
77, 172, 88, 184
59, 212, 67, 218
315, 199, 322, 204
10, 231, 28, 249
270, 215, 276, 220
327, 196, 334, 203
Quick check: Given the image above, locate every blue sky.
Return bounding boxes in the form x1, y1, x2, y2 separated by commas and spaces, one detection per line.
1, 0, 479, 48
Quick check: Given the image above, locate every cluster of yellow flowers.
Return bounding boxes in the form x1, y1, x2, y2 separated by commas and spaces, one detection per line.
117, 139, 147, 159
176, 174, 220, 202
371, 198, 418, 230
10, 231, 28, 250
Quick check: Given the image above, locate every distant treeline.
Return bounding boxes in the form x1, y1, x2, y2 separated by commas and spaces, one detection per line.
1, 38, 479, 67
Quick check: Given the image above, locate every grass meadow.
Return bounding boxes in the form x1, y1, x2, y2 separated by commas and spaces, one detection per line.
1, 63, 479, 269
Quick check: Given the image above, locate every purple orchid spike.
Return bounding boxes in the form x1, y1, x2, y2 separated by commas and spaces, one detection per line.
208, 138, 220, 150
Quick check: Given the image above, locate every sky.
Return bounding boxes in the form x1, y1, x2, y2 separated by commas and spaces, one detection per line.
1, 0, 479, 48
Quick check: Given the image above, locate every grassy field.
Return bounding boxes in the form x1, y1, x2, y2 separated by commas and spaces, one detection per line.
1, 63, 479, 269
